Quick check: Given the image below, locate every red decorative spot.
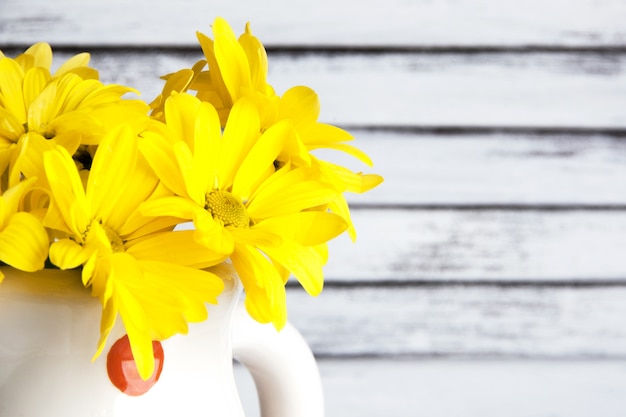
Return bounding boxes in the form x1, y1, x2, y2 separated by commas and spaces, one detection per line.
106, 334, 164, 396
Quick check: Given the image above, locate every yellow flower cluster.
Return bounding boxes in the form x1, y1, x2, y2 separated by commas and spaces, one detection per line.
0, 17, 382, 380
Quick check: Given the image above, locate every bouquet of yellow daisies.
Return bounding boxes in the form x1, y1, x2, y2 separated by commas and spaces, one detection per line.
0, 17, 382, 380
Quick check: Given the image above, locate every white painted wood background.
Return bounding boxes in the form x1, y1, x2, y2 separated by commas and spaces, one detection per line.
2, 1, 626, 416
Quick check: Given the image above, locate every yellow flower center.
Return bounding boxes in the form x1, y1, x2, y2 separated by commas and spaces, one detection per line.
80, 221, 125, 252
103, 224, 125, 253
205, 190, 250, 228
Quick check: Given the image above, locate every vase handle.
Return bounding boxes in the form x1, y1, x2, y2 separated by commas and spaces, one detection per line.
232, 303, 324, 417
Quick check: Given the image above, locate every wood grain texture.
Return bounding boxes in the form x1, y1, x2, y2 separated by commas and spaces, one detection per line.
1, 50, 622, 129
4, 3, 626, 414
324, 131, 626, 206
324, 209, 626, 282
285, 285, 626, 357
1, 0, 625, 47
236, 359, 626, 417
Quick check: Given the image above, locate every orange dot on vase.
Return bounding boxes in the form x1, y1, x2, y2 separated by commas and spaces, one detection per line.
106, 334, 164, 396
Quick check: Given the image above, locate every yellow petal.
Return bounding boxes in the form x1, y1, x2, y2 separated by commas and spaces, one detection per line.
238, 23, 269, 93
160, 68, 194, 97
105, 153, 160, 233
75, 101, 150, 145
96, 253, 225, 380
213, 17, 251, 101
163, 92, 201, 148
196, 31, 232, 110
22, 67, 50, 109
140, 196, 202, 221
230, 242, 287, 330
43, 145, 90, 234
228, 226, 282, 247
0, 176, 36, 221
219, 98, 260, 189
126, 229, 227, 268
65, 66, 99, 80
278, 86, 320, 129
23, 43, 52, 70
193, 212, 235, 255
324, 161, 384, 193
257, 211, 348, 246
192, 101, 222, 192
247, 167, 340, 218
8, 132, 54, 189
80, 84, 139, 108
138, 128, 188, 198
54, 52, 91, 77
92, 293, 119, 361
315, 142, 374, 167
261, 241, 326, 296
300, 122, 354, 145
86, 125, 139, 221
232, 119, 293, 199
0, 58, 27, 122
109, 254, 155, 380
0, 107, 25, 141
119, 214, 179, 241
277, 129, 312, 167
361, 173, 384, 193
26, 82, 62, 141
14, 53, 33, 71
49, 238, 92, 270
327, 195, 357, 241
173, 140, 205, 204
0, 211, 48, 271
137, 259, 225, 315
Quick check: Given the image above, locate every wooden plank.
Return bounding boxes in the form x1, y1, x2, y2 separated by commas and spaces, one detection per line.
2, 50, 622, 129
284, 285, 626, 358
1, 0, 625, 47
321, 131, 626, 206
324, 209, 626, 282
235, 359, 626, 417
255, 52, 626, 129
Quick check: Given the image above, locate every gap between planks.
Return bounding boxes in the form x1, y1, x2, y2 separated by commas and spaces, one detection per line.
3, 44, 626, 54
345, 124, 626, 137
288, 279, 626, 289
347, 204, 626, 211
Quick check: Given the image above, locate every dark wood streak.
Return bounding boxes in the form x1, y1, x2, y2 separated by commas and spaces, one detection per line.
3, 44, 626, 54
344, 125, 626, 138
347, 204, 626, 211
295, 279, 626, 289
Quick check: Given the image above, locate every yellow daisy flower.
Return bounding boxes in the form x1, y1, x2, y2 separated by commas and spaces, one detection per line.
139, 93, 348, 329
150, 16, 274, 125
272, 85, 384, 239
0, 44, 149, 190
147, 18, 382, 239
0, 177, 49, 280
4, 42, 98, 80
42, 123, 225, 380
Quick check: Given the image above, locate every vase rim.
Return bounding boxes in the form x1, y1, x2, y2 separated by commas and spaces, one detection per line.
0, 267, 90, 302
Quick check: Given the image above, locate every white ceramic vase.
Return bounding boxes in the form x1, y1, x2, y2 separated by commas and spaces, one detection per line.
0, 267, 323, 417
